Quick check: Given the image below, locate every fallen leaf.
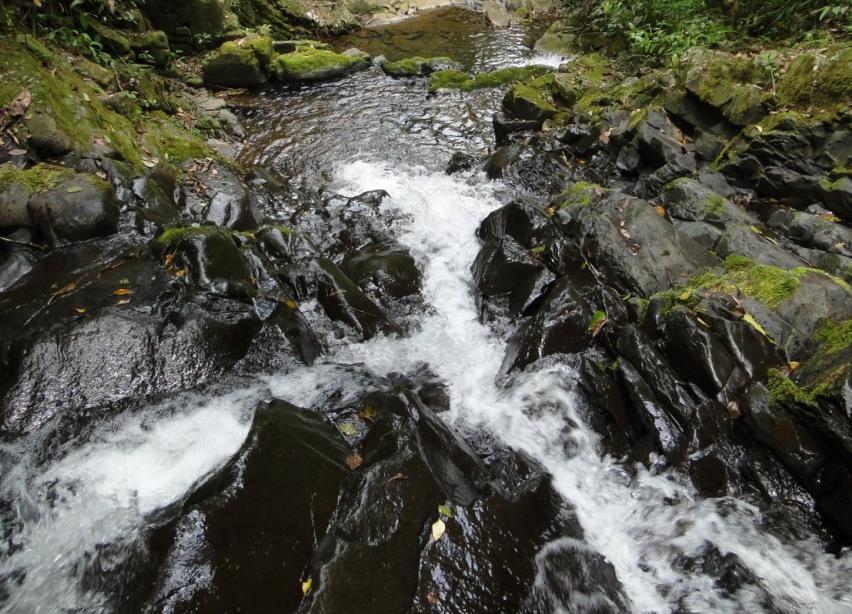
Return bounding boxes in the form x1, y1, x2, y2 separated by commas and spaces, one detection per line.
164, 253, 176, 268
284, 298, 297, 309
426, 592, 439, 605
73, 306, 86, 314
8, 148, 26, 156
175, 267, 188, 278
385, 472, 408, 485
788, 361, 800, 371
679, 289, 693, 301
438, 503, 453, 518
431, 518, 446, 541
113, 288, 134, 296
743, 312, 773, 341
55, 281, 77, 296
301, 577, 312, 595
8, 89, 31, 117
361, 404, 376, 421
339, 422, 357, 437
345, 452, 363, 470
654, 205, 666, 217
115, 298, 132, 306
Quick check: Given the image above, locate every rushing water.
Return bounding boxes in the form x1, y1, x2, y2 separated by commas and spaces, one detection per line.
2, 8, 852, 613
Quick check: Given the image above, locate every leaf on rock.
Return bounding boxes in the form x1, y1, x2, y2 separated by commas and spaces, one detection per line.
115, 298, 132, 306
8, 89, 31, 117
8, 148, 27, 156
437, 503, 453, 518
431, 518, 446, 541
113, 288, 134, 296
788, 361, 800, 371
742, 312, 773, 341
73, 306, 86, 314
301, 577, 312, 595
345, 452, 363, 470
339, 422, 357, 437
654, 205, 666, 217
284, 298, 298, 309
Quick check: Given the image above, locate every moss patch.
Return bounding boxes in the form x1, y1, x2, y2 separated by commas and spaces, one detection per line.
382, 56, 454, 77
270, 48, 365, 81
428, 65, 551, 93
0, 163, 73, 194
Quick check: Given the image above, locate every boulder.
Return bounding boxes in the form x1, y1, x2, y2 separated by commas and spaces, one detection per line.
270, 48, 370, 82
202, 36, 274, 88
503, 78, 558, 122
662, 178, 752, 226
380, 56, 459, 77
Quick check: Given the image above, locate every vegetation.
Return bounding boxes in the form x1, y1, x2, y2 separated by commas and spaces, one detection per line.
560, 0, 850, 63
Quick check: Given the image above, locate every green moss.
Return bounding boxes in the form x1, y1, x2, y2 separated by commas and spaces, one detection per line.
815, 319, 852, 356
428, 65, 551, 93
0, 163, 73, 194
382, 56, 453, 77
270, 48, 363, 80
767, 368, 816, 406
553, 181, 605, 209
142, 115, 212, 164
157, 225, 235, 248
705, 194, 726, 215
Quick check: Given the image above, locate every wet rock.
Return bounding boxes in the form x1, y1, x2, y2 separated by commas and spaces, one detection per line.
767, 209, 851, 257
27, 173, 119, 244
483, 0, 512, 27
143, 400, 348, 613
204, 189, 261, 231
312, 257, 393, 340
503, 79, 557, 122
484, 143, 572, 197
25, 112, 73, 156
662, 178, 751, 226
340, 241, 422, 300
500, 272, 603, 374
492, 112, 542, 145
823, 176, 852, 223
0, 243, 260, 436
380, 56, 459, 77
157, 226, 255, 299
556, 190, 717, 296
445, 151, 479, 174
714, 224, 805, 270
202, 36, 273, 88
633, 109, 696, 174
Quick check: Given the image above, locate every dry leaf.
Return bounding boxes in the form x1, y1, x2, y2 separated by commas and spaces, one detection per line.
345, 452, 363, 470
175, 267, 188, 278
115, 298, 132, 306
301, 577, 312, 595
73, 306, 86, 314
8, 89, 31, 117
431, 518, 446, 541
654, 205, 666, 217
788, 361, 800, 371
339, 422, 357, 436
8, 148, 26, 156
113, 288, 134, 296
284, 298, 297, 309
55, 281, 77, 296
164, 253, 176, 267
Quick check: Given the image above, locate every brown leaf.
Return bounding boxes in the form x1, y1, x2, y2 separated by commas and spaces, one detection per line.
115, 298, 132, 306
8, 89, 31, 117
344, 452, 363, 470
54, 281, 77, 296
112, 288, 134, 296
654, 205, 666, 217
590, 317, 608, 338
385, 472, 408, 485
175, 267, 188, 278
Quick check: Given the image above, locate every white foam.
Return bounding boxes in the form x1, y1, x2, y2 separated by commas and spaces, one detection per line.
0, 387, 260, 612
265, 159, 852, 613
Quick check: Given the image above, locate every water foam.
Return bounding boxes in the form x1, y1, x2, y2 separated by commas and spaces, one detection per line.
264, 159, 852, 613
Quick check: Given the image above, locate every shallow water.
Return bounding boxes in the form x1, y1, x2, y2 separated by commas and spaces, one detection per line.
2, 8, 852, 613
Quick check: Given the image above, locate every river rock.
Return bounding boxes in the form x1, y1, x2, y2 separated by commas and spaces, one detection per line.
270, 48, 370, 82
380, 56, 459, 77
0, 242, 261, 436
202, 35, 274, 88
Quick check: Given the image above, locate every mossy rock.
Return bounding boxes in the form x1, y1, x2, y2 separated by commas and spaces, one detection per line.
551, 181, 606, 211
778, 46, 852, 111
532, 20, 576, 56
202, 35, 274, 87
428, 65, 551, 93
85, 20, 132, 56
503, 76, 558, 122
0, 163, 73, 196
381, 56, 458, 78
269, 48, 369, 82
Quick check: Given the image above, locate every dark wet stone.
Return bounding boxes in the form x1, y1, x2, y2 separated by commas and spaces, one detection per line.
163, 227, 256, 299
340, 240, 422, 300
822, 176, 852, 223
714, 223, 805, 270
662, 178, 751, 226
445, 151, 479, 175
633, 109, 696, 174
493, 112, 542, 146
312, 256, 394, 340
0, 244, 261, 436
757, 166, 823, 209
673, 220, 723, 251
690, 453, 729, 496
557, 191, 718, 297
767, 208, 851, 257
28, 174, 119, 244
473, 233, 547, 320
485, 144, 572, 197
204, 189, 261, 231
143, 400, 348, 613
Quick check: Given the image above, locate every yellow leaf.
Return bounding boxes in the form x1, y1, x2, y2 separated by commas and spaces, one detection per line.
743, 312, 773, 341
431, 518, 446, 541
175, 268, 188, 278
284, 298, 297, 309
654, 205, 666, 217
362, 404, 376, 421
113, 288, 134, 296
301, 577, 312, 595
788, 361, 800, 371
679, 289, 692, 301
73, 306, 86, 314
339, 422, 357, 436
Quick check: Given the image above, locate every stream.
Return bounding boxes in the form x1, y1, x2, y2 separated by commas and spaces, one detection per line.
1, 8, 851, 613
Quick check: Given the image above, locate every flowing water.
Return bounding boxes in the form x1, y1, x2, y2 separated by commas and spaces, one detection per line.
2, 8, 852, 613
